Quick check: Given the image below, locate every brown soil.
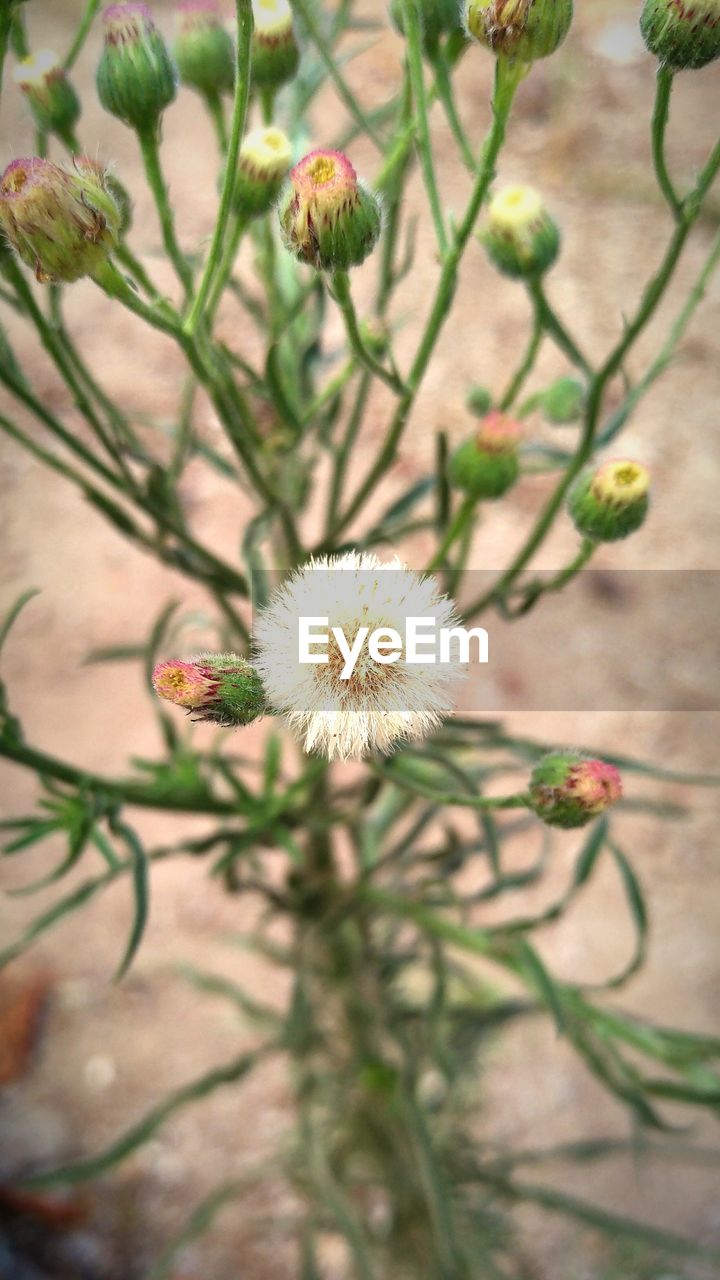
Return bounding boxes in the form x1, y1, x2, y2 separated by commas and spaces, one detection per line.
1, 1, 719, 1277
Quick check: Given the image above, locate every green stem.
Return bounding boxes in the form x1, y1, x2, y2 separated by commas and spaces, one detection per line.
330, 272, 405, 394
64, 0, 101, 69
206, 91, 229, 154
331, 57, 522, 541
184, 0, 253, 335
528, 277, 592, 376
499, 296, 544, 410
95, 261, 302, 563
426, 494, 476, 571
599, 224, 720, 447
292, 0, 384, 152
115, 243, 161, 299
401, 0, 448, 254
428, 43, 476, 172
480, 537, 595, 621
323, 370, 371, 535
301, 358, 355, 426
206, 215, 248, 323
462, 136, 720, 620
652, 66, 682, 220
136, 125, 193, 297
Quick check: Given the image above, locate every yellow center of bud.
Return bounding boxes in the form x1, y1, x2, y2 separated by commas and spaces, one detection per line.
488, 184, 544, 232
2, 165, 28, 194
240, 126, 292, 178
12, 49, 62, 88
307, 154, 337, 186
252, 0, 293, 34
593, 460, 649, 505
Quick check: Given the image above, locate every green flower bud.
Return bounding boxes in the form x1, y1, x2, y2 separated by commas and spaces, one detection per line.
465, 0, 573, 60
448, 411, 521, 499
465, 384, 493, 416
481, 185, 559, 279
12, 49, 81, 142
97, 3, 177, 133
152, 654, 268, 726
0, 156, 121, 284
542, 376, 584, 424
174, 1, 235, 99
279, 149, 382, 272
568, 459, 650, 542
390, 0, 463, 51
640, 0, 720, 71
251, 0, 300, 90
529, 751, 622, 829
232, 125, 292, 218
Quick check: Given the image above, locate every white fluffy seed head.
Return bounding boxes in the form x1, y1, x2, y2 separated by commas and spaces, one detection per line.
253, 552, 463, 761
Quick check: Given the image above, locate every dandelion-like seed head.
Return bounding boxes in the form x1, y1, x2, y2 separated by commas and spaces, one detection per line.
254, 552, 462, 761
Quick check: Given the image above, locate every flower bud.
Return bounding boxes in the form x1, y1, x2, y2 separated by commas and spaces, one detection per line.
0, 156, 121, 284
448, 411, 521, 499
251, 0, 300, 90
465, 0, 573, 61
12, 49, 81, 142
466, 384, 493, 416
279, 149, 382, 272
174, 1, 235, 99
152, 653, 268, 726
481, 185, 559, 280
97, 3, 177, 133
390, 0, 463, 51
568, 460, 649, 542
233, 125, 292, 218
640, 0, 720, 71
529, 751, 622, 829
542, 376, 584, 424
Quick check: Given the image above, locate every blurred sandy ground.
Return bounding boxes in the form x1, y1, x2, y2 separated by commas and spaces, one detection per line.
0, 0, 719, 1276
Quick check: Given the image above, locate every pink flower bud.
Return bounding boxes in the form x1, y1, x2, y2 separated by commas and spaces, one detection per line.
530, 752, 622, 829
152, 654, 267, 726
279, 149, 381, 271
0, 156, 121, 284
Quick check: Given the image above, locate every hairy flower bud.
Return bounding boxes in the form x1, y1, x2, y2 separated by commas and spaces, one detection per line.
542, 376, 584, 424
0, 156, 121, 284
482, 185, 559, 279
152, 654, 268, 726
568, 460, 650, 542
640, 0, 720, 71
233, 125, 292, 217
97, 3, 177, 132
12, 49, 81, 142
251, 0, 300, 89
174, 0, 235, 99
390, 0, 463, 51
449, 411, 521, 499
279, 149, 382, 271
465, 0, 573, 60
530, 751, 622, 829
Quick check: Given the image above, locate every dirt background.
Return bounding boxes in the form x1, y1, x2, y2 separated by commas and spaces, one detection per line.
0, 0, 719, 1277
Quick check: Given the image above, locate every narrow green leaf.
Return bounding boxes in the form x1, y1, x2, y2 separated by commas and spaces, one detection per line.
0, 588, 40, 657
22, 1049, 264, 1188
514, 938, 566, 1033
147, 1179, 248, 1280
111, 819, 150, 981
